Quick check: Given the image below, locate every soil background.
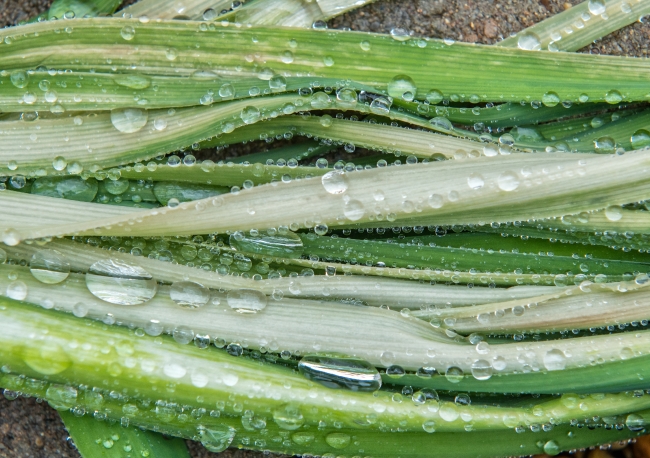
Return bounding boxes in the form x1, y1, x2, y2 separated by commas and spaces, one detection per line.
1, 0, 650, 457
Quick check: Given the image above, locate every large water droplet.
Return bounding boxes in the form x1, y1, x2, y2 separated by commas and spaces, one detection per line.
344, 200, 365, 221
240, 106, 261, 124
543, 349, 566, 371
325, 433, 351, 449
170, 281, 210, 308
588, 0, 606, 15
10, 70, 28, 89
273, 405, 305, 430
444, 366, 464, 383
23, 343, 71, 375
229, 230, 304, 258
594, 136, 616, 152
111, 108, 148, 133
543, 439, 561, 456
369, 96, 392, 115
467, 173, 485, 190
31, 177, 98, 202
430, 117, 453, 131
30, 249, 70, 284
470, 359, 492, 380
605, 205, 623, 221
321, 171, 349, 194
226, 289, 267, 313
199, 425, 236, 453
86, 260, 158, 305
517, 32, 541, 51
605, 90, 622, 104
626, 413, 647, 432
542, 92, 560, 107
298, 355, 381, 391
497, 171, 520, 191
631, 129, 650, 149
45, 384, 77, 411
387, 75, 417, 101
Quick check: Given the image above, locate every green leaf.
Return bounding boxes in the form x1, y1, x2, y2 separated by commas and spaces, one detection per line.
60, 411, 190, 458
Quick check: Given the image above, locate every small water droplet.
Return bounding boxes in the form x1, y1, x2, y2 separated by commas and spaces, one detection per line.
387, 75, 417, 101
605, 89, 622, 104
369, 96, 392, 115
344, 200, 365, 221
605, 205, 623, 221
470, 359, 492, 380
543, 439, 561, 456
497, 171, 520, 191
199, 425, 236, 453
467, 173, 485, 190
120, 26, 135, 41
273, 405, 305, 430
542, 91, 560, 107
543, 349, 566, 371
240, 106, 261, 124
517, 32, 541, 50
325, 432, 351, 449
390, 28, 410, 41
10, 70, 28, 89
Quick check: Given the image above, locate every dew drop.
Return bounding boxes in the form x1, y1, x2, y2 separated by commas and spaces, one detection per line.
470, 359, 492, 380
30, 249, 70, 284
594, 136, 616, 152
542, 92, 560, 107
199, 425, 236, 453
605, 205, 623, 221
321, 170, 349, 194
430, 117, 453, 131
605, 90, 622, 104
445, 366, 464, 383
273, 405, 305, 431
226, 288, 267, 313
10, 70, 28, 89
240, 106, 261, 124
170, 281, 210, 309
110, 108, 148, 133
298, 355, 381, 391
631, 129, 650, 149
6, 280, 27, 300
543, 439, 561, 456
497, 171, 520, 192
588, 0, 606, 15
517, 32, 541, 51
369, 96, 392, 115
325, 433, 351, 450
626, 413, 647, 432
344, 199, 365, 221
120, 26, 135, 41
543, 349, 566, 371
86, 260, 157, 305
387, 75, 417, 101
467, 173, 485, 190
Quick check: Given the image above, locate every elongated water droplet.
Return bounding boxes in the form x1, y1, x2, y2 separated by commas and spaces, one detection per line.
226, 289, 267, 313
30, 249, 70, 284
298, 355, 381, 391
170, 281, 210, 308
111, 108, 148, 133
86, 260, 157, 305
229, 230, 304, 258
115, 75, 151, 90
32, 177, 98, 202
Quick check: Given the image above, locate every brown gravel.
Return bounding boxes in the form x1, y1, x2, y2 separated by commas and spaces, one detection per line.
1, 0, 650, 457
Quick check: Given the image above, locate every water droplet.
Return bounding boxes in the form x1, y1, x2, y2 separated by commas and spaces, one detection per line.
369, 96, 392, 115
497, 171, 520, 191
325, 433, 351, 449
517, 32, 541, 51
588, 0, 606, 15
426, 90, 443, 104
605, 205, 623, 221
105, 178, 130, 195
471, 360, 492, 380
390, 28, 410, 41
240, 106, 261, 124
445, 366, 464, 383
111, 108, 148, 133
273, 405, 305, 430
52, 156, 67, 171
344, 200, 365, 221
631, 129, 650, 149
422, 420, 436, 433
199, 425, 236, 453
543, 439, 561, 456
269, 75, 287, 92
30, 249, 70, 284
360, 40, 371, 51
626, 413, 647, 432
387, 75, 417, 101
6, 280, 27, 300
298, 355, 381, 391
430, 117, 453, 131
9, 70, 29, 90
120, 26, 135, 41
321, 171, 349, 194
594, 136, 616, 152
230, 230, 303, 258
170, 281, 210, 308
605, 90, 622, 104
543, 349, 566, 371
45, 384, 77, 410
429, 194, 444, 209
226, 289, 267, 313
115, 75, 151, 90
467, 173, 485, 190
86, 260, 157, 305
542, 92, 560, 107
